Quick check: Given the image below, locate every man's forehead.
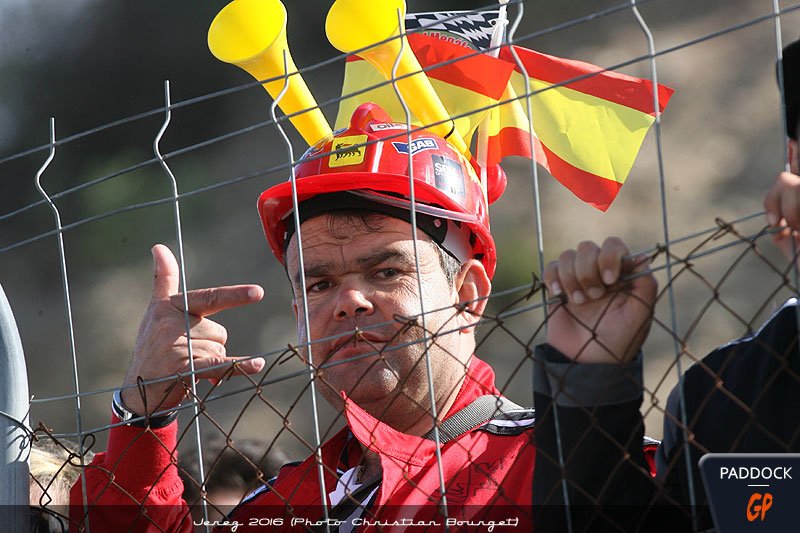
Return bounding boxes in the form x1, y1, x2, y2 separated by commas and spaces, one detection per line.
289, 213, 431, 248
300, 211, 412, 231
285, 213, 436, 267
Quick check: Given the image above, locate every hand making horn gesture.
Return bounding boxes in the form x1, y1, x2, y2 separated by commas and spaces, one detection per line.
119, 244, 265, 416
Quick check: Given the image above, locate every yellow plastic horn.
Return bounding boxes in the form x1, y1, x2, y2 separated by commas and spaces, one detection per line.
208, 0, 332, 146
326, 0, 468, 155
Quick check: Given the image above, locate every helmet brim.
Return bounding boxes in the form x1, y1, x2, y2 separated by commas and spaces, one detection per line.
258, 171, 496, 278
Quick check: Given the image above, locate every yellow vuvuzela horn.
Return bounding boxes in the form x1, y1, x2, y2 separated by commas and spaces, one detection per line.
208, 0, 332, 146
326, 0, 468, 155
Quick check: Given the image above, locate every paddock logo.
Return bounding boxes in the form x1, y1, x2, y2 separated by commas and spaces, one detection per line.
700, 454, 800, 531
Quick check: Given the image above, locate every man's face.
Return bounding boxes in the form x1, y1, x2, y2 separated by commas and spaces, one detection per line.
285, 213, 473, 425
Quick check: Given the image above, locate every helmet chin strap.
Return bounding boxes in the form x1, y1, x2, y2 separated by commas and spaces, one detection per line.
348, 189, 478, 225
439, 219, 474, 265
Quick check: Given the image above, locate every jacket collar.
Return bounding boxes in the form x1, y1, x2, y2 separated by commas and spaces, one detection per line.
340, 356, 499, 465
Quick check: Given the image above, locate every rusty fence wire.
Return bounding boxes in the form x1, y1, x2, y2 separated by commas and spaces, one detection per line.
3, 1, 800, 532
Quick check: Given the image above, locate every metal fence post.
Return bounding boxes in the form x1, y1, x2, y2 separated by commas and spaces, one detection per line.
0, 283, 30, 530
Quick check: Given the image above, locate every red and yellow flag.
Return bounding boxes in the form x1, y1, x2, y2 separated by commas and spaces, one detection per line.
335, 15, 674, 211
491, 46, 674, 210
336, 33, 513, 151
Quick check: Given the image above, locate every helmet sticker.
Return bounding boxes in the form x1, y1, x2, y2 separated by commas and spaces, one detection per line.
391, 137, 439, 156
432, 154, 466, 203
370, 122, 409, 131
329, 134, 368, 168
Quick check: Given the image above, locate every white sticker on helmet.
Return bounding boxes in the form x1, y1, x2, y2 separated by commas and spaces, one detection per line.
432, 154, 466, 203
370, 122, 409, 131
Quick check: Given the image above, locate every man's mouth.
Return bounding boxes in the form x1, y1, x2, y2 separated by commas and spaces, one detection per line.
327, 330, 390, 361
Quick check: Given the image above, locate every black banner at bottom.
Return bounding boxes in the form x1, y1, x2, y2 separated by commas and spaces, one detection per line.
10, 504, 704, 532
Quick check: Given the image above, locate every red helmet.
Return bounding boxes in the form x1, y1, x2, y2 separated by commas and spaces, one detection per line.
257, 103, 498, 278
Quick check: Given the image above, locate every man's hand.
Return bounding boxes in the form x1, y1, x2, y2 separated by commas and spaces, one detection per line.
543, 237, 657, 364
764, 171, 800, 265
120, 244, 265, 415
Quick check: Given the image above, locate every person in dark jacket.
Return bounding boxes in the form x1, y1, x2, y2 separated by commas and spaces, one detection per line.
655, 36, 800, 528
538, 36, 800, 531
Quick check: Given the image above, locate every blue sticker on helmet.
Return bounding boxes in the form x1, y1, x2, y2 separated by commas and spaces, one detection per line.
392, 137, 438, 156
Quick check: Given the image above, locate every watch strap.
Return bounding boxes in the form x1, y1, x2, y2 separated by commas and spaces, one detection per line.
112, 389, 177, 429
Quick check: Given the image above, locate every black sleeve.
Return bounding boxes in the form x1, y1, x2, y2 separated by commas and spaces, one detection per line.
655, 381, 700, 503
532, 344, 686, 531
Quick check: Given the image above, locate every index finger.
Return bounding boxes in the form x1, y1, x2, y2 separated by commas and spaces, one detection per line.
171, 285, 264, 317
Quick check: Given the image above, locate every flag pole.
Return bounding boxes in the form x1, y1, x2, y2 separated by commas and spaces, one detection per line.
476, 0, 509, 210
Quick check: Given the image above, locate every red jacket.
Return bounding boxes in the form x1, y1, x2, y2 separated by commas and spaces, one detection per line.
71, 358, 536, 531
70, 355, 658, 531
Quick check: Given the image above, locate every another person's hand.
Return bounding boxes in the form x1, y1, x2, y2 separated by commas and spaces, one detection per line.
120, 244, 265, 415
764, 171, 800, 265
543, 237, 657, 364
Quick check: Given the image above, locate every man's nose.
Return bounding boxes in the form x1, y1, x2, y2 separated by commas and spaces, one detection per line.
334, 281, 374, 319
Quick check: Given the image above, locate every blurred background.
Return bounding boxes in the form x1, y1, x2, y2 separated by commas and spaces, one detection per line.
1, 0, 799, 462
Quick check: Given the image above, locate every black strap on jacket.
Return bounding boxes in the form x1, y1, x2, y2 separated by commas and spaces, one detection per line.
421, 394, 529, 443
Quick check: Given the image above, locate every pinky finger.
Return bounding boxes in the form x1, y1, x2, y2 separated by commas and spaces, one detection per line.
192, 354, 265, 382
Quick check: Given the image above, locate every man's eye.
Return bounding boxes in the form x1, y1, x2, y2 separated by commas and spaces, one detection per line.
377, 268, 399, 279
308, 280, 331, 292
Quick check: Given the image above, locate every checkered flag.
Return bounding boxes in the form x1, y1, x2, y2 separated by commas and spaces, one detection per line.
405, 10, 501, 51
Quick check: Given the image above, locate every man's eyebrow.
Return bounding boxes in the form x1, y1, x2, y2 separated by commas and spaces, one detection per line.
295, 262, 333, 285
356, 249, 412, 270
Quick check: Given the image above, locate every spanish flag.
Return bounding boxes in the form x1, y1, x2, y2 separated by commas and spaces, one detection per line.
336, 33, 513, 155
335, 11, 674, 211
491, 46, 674, 210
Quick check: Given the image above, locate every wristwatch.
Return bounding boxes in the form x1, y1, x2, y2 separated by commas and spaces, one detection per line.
112, 389, 177, 428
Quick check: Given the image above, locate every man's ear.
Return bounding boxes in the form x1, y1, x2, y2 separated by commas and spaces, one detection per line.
790, 138, 799, 175
453, 259, 492, 333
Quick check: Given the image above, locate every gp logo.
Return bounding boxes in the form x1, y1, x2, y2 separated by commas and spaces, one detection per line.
746, 492, 773, 522
700, 454, 800, 531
